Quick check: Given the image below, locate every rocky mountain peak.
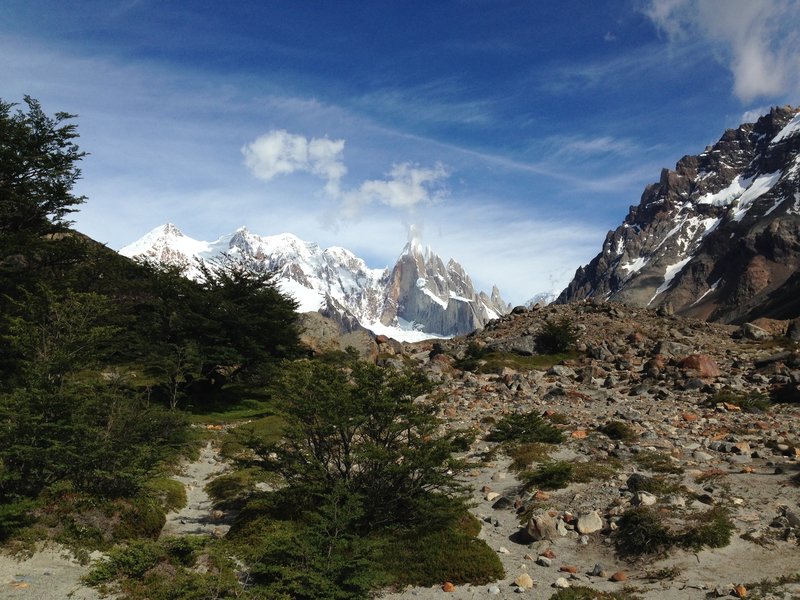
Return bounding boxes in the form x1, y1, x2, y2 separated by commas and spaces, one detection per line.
120, 225, 509, 341
560, 105, 800, 323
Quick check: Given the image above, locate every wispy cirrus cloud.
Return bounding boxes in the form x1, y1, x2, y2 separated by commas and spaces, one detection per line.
643, 0, 800, 101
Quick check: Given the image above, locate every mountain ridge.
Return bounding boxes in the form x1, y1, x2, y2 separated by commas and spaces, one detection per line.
559, 105, 800, 323
120, 224, 510, 341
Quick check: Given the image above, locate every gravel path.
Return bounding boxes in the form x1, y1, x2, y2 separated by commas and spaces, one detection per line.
160, 440, 232, 538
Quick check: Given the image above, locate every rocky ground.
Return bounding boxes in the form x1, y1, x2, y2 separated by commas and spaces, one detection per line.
378, 301, 800, 599
160, 439, 231, 539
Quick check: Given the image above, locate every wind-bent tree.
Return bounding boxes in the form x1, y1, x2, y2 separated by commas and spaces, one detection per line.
0, 96, 86, 235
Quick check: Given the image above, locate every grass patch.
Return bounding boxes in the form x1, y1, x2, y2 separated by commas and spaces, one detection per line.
381, 515, 504, 586
614, 506, 734, 558
83, 537, 243, 599
206, 467, 270, 510
633, 450, 684, 475
524, 461, 573, 490
187, 386, 275, 424
744, 573, 800, 598
549, 587, 641, 599
571, 460, 622, 483
143, 477, 186, 514
507, 442, 553, 472
218, 415, 285, 460
455, 343, 579, 374
708, 389, 771, 412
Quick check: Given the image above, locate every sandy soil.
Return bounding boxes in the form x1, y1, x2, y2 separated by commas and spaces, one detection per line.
0, 546, 103, 600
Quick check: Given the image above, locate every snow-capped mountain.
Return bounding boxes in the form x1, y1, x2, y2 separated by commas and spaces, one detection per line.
560, 105, 800, 323
119, 225, 509, 341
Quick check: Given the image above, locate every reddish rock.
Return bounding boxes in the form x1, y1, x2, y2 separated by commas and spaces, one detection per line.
540, 548, 556, 559
682, 412, 699, 422
678, 354, 721, 378
571, 430, 588, 439
610, 571, 627, 582
559, 565, 577, 573
442, 581, 455, 592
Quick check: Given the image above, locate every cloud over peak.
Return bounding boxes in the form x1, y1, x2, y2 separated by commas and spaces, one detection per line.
242, 130, 347, 194
243, 130, 449, 216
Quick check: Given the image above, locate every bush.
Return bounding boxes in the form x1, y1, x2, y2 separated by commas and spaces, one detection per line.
487, 412, 563, 444
599, 421, 637, 442
524, 461, 573, 490
679, 506, 734, 551
535, 318, 579, 354
614, 507, 672, 557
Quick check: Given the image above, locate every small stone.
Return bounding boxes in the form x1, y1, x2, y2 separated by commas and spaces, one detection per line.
498, 546, 510, 554
559, 565, 577, 573
536, 556, 552, 567
485, 492, 500, 502
576, 510, 603, 534
638, 491, 657, 506
553, 577, 570, 589
591, 563, 606, 577
571, 429, 588, 439
515, 573, 534, 590
610, 571, 627, 582
733, 583, 747, 598
487, 585, 501, 595
541, 548, 556, 559
442, 581, 455, 592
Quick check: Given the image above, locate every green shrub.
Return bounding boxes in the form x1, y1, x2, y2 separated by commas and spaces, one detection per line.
524, 461, 573, 490
599, 421, 637, 442
145, 478, 187, 513
614, 507, 672, 557
84, 540, 166, 585
535, 318, 579, 354
380, 512, 504, 586
633, 450, 684, 475
508, 443, 553, 472
487, 412, 563, 444
679, 506, 734, 550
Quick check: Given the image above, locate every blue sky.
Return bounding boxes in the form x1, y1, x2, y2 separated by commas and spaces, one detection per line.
1, 0, 799, 304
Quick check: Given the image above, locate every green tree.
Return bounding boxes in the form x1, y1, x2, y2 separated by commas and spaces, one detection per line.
193, 256, 301, 383
0, 96, 85, 235
253, 358, 462, 528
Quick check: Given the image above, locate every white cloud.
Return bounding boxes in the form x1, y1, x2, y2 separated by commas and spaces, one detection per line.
242, 130, 346, 194
644, 0, 800, 101
741, 106, 770, 123
342, 162, 449, 216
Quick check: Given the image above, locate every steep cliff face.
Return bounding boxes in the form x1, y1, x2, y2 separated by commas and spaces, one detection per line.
379, 238, 508, 337
560, 106, 800, 323
120, 225, 509, 340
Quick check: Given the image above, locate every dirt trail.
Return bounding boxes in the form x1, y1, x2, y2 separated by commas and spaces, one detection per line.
161, 440, 232, 538
0, 546, 104, 600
